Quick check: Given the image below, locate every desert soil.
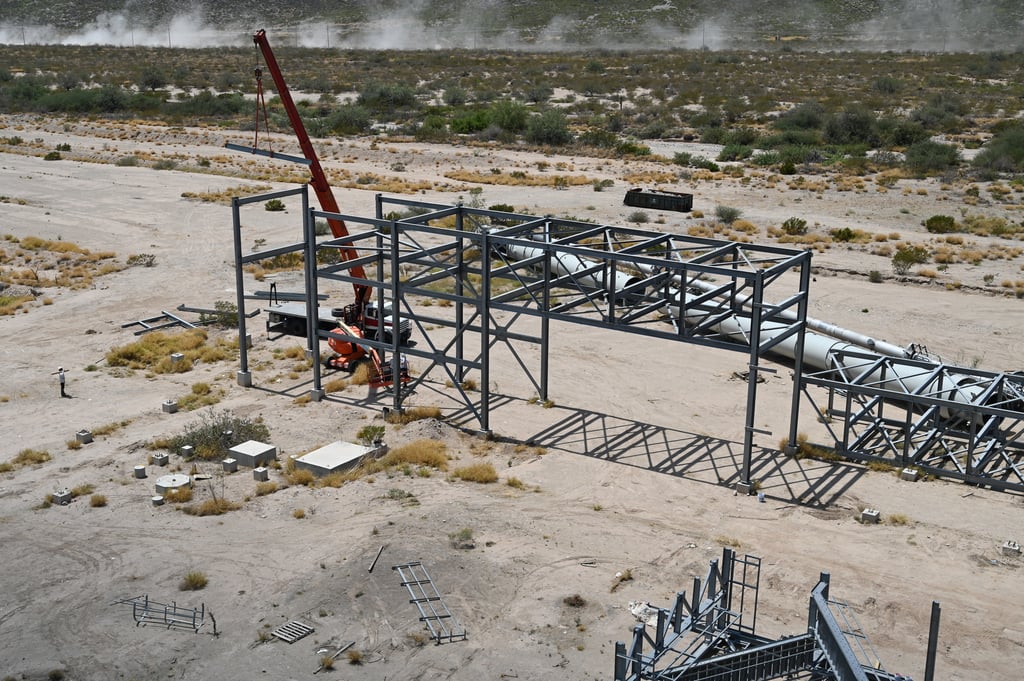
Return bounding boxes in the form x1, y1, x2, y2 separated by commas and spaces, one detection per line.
1, 114, 1023, 681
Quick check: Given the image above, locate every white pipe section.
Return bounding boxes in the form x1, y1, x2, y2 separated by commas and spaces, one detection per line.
665, 288, 989, 408
502, 242, 645, 303
635, 262, 912, 359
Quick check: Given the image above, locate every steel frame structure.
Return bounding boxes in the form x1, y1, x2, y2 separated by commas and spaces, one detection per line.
801, 348, 1024, 493
614, 548, 941, 681
229, 188, 812, 487
229, 186, 1024, 495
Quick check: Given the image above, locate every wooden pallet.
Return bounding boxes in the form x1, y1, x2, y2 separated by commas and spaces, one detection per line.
272, 620, 314, 644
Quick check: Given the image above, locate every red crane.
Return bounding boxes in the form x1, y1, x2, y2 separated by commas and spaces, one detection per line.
232, 30, 409, 386
248, 28, 370, 309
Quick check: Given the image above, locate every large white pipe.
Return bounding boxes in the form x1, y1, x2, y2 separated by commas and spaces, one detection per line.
501, 242, 646, 304
636, 262, 913, 359
665, 288, 989, 408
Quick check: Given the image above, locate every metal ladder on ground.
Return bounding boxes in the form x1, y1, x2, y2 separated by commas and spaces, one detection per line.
392, 561, 467, 644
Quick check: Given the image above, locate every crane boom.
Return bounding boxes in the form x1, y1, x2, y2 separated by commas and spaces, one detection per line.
251, 29, 370, 306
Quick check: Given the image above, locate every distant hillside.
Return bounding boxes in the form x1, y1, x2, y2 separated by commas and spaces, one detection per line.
2, 0, 1023, 51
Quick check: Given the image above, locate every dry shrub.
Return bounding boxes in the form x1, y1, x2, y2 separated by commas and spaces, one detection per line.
70, 484, 95, 498
179, 570, 208, 591
163, 486, 194, 503
182, 497, 241, 516
385, 406, 442, 424
91, 420, 130, 436
292, 508, 306, 519
107, 329, 235, 374
506, 476, 525, 489
451, 462, 498, 483
286, 468, 316, 486
350, 362, 372, 385
89, 494, 107, 507
10, 448, 50, 467
380, 439, 448, 470
324, 377, 347, 393
255, 481, 278, 496
346, 649, 363, 665
445, 169, 591, 188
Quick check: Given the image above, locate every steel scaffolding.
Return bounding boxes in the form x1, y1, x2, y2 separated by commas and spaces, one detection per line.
613, 549, 939, 681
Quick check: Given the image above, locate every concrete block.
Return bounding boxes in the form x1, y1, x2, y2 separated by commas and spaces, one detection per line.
134, 465, 147, 479
900, 467, 919, 482
162, 399, 178, 414
734, 481, 754, 495
52, 488, 72, 506
222, 458, 238, 473
151, 452, 169, 466
180, 445, 194, 459
229, 440, 277, 468
860, 508, 881, 524
1002, 540, 1021, 557
253, 467, 269, 482
293, 441, 380, 477
76, 429, 93, 444
170, 352, 184, 366
151, 495, 165, 507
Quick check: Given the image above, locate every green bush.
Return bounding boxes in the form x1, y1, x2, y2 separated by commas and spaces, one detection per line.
715, 205, 742, 225
43, 151, 61, 161
415, 115, 450, 142
450, 108, 491, 134
891, 244, 930, 275
327, 104, 371, 135
489, 100, 529, 133
358, 82, 417, 113
904, 140, 959, 175
672, 152, 718, 172
973, 126, 1024, 174
717, 144, 752, 162
923, 215, 958, 234
168, 410, 271, 461
824, 105, 877, 146
781, 217, 807, 236
264, 199, 286, 212
773, 102, 825, 131
525, 109, 571, 146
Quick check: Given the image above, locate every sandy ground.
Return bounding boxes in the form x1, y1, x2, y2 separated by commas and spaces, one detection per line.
1, 115, 1024, 681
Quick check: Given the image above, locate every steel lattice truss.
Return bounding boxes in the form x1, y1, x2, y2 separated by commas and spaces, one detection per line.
801, 348, 1024, 493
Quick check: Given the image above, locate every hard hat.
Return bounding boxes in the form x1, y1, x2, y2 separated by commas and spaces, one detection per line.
58, 367, 63, 371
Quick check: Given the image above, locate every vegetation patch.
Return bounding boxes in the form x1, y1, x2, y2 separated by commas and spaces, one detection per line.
385, 406, 443, 424
451, 462, 498, 483
179, 570, 208, 591
165, 410, 271, 461
106, 329, 235, 373
0, 235, 120, 299
0, 448, 51, 471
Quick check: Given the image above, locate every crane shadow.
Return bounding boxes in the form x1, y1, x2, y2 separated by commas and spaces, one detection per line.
515, 405, 865, 509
